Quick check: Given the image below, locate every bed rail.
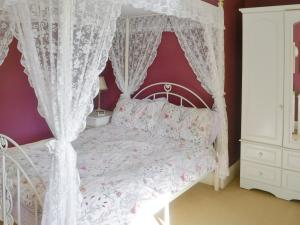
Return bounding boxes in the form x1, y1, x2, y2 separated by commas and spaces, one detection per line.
0, 134, 44, 225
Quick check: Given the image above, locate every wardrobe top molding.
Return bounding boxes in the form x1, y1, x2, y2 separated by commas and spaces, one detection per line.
240, 4, 300, 14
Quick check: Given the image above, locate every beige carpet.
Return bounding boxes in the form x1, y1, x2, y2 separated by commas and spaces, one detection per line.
1, 179, 300, 225
165, 179, 300, 225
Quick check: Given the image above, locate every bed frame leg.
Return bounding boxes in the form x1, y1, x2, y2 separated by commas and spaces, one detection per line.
164, 203, 170, 225
214, 167, 220, 191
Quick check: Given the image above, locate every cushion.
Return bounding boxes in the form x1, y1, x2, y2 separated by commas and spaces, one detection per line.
153, 102, 219, 145
179, 107, 219, 145
153, 102, 183, 140
111, 95, 167, 131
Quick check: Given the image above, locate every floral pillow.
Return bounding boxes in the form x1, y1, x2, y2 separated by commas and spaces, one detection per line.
153, 102, 183, 140
153, 102, 219, 145
179, 108, 219, 145
111, 95, 167, 131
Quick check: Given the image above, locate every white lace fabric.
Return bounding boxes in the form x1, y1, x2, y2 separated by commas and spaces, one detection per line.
4, 0, 122, 224
110, 15, 167, 95
0, 9, 13, 65
0, 1, 227, 224
170, 15, 228, 178
110, 14, 228, 179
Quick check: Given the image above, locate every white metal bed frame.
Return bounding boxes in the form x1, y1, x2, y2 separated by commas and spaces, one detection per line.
133, 82, 220, 225
0, 82, 220, 225
0, 135, 44, 225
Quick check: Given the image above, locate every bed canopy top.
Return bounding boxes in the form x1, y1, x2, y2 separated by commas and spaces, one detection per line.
0, 1, 227, 225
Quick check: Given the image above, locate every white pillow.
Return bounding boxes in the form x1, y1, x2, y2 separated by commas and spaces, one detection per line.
111, 95, 167, 131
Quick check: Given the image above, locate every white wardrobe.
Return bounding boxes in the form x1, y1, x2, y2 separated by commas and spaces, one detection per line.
240, 5, 300, 200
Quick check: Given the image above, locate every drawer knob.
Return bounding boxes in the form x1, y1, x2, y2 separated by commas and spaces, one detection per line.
258, 152, 263, 157
259, 171, 263, 176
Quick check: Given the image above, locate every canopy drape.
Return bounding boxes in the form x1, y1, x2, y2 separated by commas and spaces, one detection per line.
4, 0, 121, 224
126, 0, 222, 29
0, 9, 13, 65
170, 16, 228, 179
110, 15, 167, 95
0, 0, 226, 224
110, 14, 228, 179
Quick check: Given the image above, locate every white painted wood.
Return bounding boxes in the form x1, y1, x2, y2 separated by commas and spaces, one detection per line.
240, 4, 300, 14
241, 161, 281, 187
240, 6, 300, 201
214, 166, 220, 191
241, 11, 284, 146
124, 17, 130, 93
241, 178, 300, 201
282, 170, 300, 193
283, 149, 300, 172
283, 11, 300, 150
164, 204, 170, 225
241, 142, 282, 167
86, 111, 112, 128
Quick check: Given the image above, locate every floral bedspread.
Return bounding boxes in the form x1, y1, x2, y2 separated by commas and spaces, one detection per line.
2, 124, 216, 225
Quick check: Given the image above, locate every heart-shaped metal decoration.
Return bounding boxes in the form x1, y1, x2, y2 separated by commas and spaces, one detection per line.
164, 84, 172, 93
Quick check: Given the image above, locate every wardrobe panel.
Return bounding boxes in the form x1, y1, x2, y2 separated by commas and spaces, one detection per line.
241, 12, 284, 145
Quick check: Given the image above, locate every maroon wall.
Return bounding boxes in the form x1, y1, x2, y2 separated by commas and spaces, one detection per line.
224, 0, 244, 165
101, 33, 214, 111
0, 39, 52, 144
0, 0, 243, 165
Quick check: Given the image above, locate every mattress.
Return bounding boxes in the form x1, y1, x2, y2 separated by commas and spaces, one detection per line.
1, 124, 216, 225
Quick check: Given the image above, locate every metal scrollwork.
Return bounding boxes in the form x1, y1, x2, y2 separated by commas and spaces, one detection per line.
164, 83, 172, 93
4, 177, 14, 225
0, 176, 14, 225
0, 136, 8, 153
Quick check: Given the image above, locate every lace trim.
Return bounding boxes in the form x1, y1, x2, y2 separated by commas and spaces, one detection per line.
0, 10, 13, 66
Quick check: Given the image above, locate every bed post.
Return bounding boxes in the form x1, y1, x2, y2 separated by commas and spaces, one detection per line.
218, 0, 224, 8
164, 204, 170, 225
124, 17, 130, 94
214, 165, 220, 191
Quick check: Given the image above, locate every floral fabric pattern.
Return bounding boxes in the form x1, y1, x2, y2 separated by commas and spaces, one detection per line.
2, 124, 216, 225
180, 108, 219, 145
112, 96, 166, 131
154, 102, 219, 145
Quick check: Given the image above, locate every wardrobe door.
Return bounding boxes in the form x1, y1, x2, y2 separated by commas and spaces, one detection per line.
284, 11, 300, 150
241, 12, 284, 146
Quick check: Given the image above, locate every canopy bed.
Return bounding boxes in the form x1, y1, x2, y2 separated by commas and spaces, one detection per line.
0, 0, 228, 225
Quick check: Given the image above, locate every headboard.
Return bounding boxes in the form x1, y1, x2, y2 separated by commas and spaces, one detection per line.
133, 82, 211, 109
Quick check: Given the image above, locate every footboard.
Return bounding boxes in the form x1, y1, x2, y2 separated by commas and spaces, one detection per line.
0, 134, 45, 225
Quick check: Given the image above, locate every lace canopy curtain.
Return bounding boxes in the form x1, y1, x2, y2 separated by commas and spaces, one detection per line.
0, 9, 13, 66
110, 13, 228, 179
170, 16, 228, 179
127, 0, 220, 28
110, 15, 167, 95
4, 0, 121, 224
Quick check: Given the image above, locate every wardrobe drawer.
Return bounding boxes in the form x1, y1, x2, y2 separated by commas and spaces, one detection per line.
241, 142, 282, 167
283, 150, 300, 172
282, 170, 300, 193
241, 161, 281, 187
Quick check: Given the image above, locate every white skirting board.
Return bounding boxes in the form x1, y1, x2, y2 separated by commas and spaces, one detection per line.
202, 161, 240, 189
